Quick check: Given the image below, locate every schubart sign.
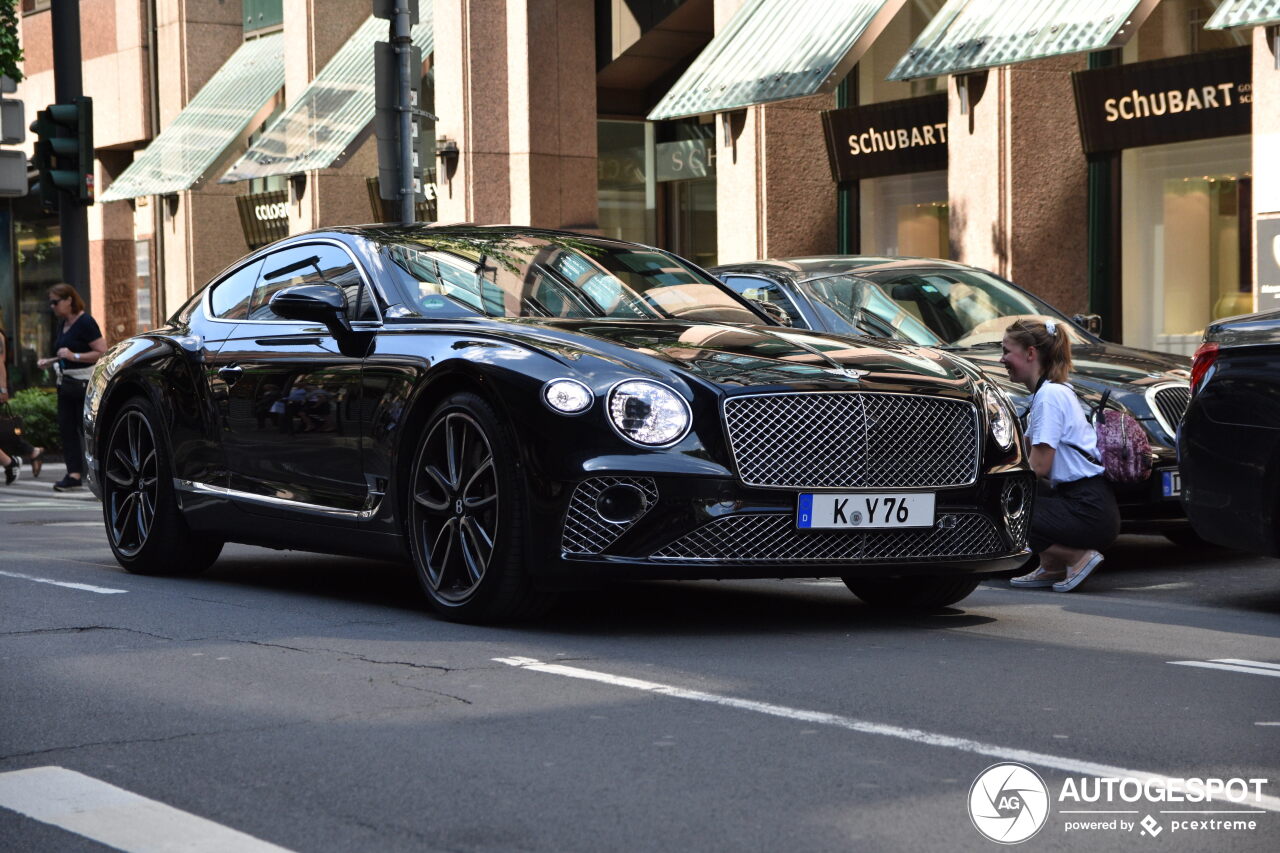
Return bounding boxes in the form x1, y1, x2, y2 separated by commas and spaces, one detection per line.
1072, 47, 1251, 154
821, 94, 947, 183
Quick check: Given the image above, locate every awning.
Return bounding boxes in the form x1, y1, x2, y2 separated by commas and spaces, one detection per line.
101, 34, 284, 201
887, 0, 1157, 82
647, 0, 905, 121
1206, 1, 1280, 30
219, 14, 433, 183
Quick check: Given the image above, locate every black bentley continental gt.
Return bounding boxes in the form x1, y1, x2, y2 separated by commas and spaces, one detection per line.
85, 226, 1032, 622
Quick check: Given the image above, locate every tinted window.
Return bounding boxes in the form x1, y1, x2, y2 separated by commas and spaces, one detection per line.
802, 274, 944, 345
250, 244, 377, 322
208, 259, 264, 320
866, 269, 1082, 347
721, 276, 806, 328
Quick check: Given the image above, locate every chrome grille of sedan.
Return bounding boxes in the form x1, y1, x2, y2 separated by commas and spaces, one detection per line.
561, 477, 658, 555
1148, 383, 1191, 440
722, 392, 979, 489
650, 513, 1003, 563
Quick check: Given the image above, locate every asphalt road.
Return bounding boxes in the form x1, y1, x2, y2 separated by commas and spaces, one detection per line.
2, 467, 1278, 852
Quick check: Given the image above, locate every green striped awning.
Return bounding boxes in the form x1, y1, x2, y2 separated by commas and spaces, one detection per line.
220, 14, 433, 182
887, 0, 1157, 82
100, 34, 284, 201
1206, 1, 1280, 29
647, 0, 905, 121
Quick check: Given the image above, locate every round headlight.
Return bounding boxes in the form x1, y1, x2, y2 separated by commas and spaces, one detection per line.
607, 380, 691, 446
543, 379, 593, 414
984, 386, 1016, 451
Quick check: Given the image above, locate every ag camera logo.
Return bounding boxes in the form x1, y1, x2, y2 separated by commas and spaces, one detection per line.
969, 762, 1050, 844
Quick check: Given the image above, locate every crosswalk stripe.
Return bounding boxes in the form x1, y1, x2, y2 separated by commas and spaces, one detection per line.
0, 766, 294, 853
1169, 660, 1280, 678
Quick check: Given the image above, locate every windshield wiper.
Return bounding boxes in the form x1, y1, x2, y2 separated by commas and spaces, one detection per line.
942, 340, 1004, 350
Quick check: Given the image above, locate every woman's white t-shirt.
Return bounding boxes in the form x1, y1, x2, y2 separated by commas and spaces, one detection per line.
1026, 381, 1105, 486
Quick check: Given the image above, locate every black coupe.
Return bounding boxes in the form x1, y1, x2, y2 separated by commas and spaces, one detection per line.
85, 227, 1032, 622
712, 257, 1195, 542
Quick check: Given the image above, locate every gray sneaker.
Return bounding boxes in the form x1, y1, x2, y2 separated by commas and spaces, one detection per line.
1054, 551, 1104, 592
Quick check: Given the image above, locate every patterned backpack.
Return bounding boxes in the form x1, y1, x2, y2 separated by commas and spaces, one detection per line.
1069, 390, 1151, 484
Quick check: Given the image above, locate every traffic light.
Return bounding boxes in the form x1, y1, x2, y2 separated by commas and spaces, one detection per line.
30, 95, 94, 208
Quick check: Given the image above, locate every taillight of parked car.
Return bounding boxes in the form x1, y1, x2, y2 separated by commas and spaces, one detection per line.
1190, 342, 1219, 395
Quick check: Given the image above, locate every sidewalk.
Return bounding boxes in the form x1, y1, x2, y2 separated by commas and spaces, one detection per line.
1, 461, 99, 503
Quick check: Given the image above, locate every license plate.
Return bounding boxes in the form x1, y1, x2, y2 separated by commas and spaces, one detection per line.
1161, 469, 1182, 499
797, 493, 936, 530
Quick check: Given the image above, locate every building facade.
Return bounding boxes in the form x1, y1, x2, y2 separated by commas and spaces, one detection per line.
4, 0, 1278, 390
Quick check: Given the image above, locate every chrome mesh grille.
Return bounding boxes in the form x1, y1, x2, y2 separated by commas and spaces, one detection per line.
723, 393, 979, 489
561, 477, 658, 555
1002, 477, 1032, 551
1149, 384, 1191, 440
650, 512, 1004, 564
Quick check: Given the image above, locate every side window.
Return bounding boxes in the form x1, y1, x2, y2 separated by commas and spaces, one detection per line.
250, 245, 377, 322
208, 259, 264, 320
721, 276, 806, 328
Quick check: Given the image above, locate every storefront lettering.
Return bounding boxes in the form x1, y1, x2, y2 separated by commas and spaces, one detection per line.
847, 123, 947, 156
253, 202, 288, 222
1104, 83, 1237, 122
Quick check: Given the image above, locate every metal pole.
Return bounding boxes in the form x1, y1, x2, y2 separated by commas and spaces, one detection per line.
50, 0, 89, 300
394, 2, 414, 224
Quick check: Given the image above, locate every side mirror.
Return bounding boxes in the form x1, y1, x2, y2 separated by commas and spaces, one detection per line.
1072, 313, 1102, 336
269, 283, 353, 336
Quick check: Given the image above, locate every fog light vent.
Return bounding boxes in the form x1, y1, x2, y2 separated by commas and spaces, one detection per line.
562, 477, 658, 555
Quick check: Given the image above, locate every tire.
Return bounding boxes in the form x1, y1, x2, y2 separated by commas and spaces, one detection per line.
405, 392, 553, 623
102, 397, 223, 575
841, 576, 981, 611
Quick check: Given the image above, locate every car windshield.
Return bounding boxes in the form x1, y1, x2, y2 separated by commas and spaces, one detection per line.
799, 274, 946, 346
862, 268, 1086, 348
374, 229, 762, 325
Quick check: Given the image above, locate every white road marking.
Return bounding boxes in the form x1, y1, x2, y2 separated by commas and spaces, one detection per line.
0, 570, 126, 594
495, 656, 1280, 813
1111, 582, 1193, 591
36, 521, 103, 527
0, 766, 293, 853
1169, 659, 1280, 678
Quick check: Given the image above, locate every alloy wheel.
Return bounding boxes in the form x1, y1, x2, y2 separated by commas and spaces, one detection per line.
411, 412, 500, 603
104, 411, 159, 558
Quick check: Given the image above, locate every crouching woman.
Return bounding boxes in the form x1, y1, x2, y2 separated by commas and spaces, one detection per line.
1000, 318, 1120, 592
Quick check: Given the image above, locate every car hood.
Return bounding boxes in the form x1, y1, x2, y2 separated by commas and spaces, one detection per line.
499, 319, 981, 395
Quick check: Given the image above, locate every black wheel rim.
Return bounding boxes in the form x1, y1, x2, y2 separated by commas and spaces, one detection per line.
411, 412, 499, 603
104, 411, 159, 558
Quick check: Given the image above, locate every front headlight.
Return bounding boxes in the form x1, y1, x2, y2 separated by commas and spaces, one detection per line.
984, 386, 1016, 451
607, 380, 691, 446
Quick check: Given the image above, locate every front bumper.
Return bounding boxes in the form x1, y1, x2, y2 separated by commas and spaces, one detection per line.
540, 472, 1033, 580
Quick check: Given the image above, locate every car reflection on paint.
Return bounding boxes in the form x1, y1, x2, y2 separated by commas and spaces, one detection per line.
84, 226, 1033, 623
712, 257, 1197, 544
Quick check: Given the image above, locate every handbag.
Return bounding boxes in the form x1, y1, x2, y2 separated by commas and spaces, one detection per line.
0, 403, 25, 456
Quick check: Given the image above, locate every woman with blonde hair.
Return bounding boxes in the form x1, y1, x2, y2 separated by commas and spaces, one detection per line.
36, 284, 107, 491
1000, 318, 1120, 592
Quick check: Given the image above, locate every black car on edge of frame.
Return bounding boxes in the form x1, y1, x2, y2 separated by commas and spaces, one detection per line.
711, 257, 1196, 542
1178, 308, 1280, 557
84, 226, 1033, 622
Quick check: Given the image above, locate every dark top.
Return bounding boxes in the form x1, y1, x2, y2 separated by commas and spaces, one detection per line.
54, 313, 103, 370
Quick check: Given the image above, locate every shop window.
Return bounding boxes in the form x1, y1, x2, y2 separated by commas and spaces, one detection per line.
857, 0, 945, 106
135, 240, 153, 331
1121, 136, 1252, 355
859, 170, 949, 260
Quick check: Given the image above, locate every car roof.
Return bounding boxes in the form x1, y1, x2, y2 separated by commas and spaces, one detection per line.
710, 256, 979, 282
314, 223, 666, 256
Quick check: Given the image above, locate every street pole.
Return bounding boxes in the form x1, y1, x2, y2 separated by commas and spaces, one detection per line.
50, 0, 89, 301
394, 2, 414, 224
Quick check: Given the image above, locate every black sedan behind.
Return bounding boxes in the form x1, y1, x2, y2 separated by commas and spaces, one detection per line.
712, 257, 1195, 541
1179, 308, 1280, 557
